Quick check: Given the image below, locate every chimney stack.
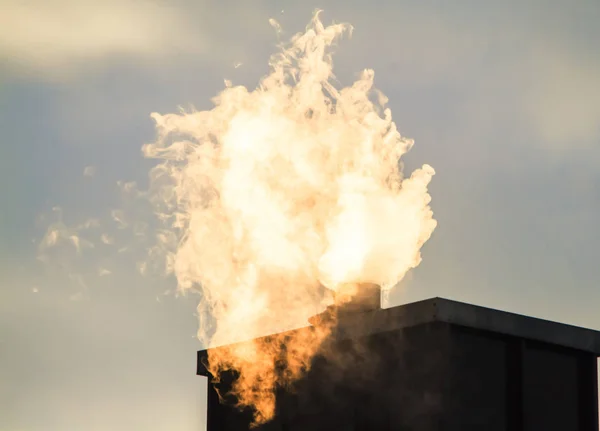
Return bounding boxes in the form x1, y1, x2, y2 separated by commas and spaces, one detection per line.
333, 282, 381, 312
308, 283, 381, 326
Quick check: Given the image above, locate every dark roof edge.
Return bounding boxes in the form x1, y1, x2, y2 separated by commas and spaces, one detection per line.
197, 297, 600, 358
430, 297, 600, 355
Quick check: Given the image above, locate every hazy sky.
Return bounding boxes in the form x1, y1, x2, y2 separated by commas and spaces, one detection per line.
1, 1, 599, 430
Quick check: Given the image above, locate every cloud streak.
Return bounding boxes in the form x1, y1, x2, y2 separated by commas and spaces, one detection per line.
0, 0, 206, 78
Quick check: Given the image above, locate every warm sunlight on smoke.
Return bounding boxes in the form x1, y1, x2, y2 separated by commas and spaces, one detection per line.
143, 11, 436, 424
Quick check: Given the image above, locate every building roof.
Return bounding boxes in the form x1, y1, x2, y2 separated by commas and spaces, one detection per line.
333, 297, 600, 355
198, 296, 600, 360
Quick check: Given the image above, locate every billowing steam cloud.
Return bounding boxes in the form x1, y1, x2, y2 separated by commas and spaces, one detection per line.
140, 11, 437, 424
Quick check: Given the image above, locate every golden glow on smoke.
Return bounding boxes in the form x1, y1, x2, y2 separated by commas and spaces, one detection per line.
144, 11, 436, 425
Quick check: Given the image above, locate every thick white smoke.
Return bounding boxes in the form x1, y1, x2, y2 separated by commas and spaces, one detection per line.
140, 11, 437, 424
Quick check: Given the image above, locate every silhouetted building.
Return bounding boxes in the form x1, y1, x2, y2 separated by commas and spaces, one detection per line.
197, 287, 600, 431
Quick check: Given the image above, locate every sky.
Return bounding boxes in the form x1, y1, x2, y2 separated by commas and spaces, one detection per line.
1, 0, 600, 430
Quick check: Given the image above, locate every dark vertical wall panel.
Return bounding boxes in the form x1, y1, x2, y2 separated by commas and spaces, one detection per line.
578, 354, 599, 431
442, 327, 508, 431
523, 343, 580, 431
506, 339, 524, 431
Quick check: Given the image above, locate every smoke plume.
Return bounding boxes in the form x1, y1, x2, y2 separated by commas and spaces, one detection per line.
143, 11, 436, 424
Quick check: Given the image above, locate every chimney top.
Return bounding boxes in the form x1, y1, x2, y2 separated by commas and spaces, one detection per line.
334, 283, 382, 313
308, 283, 381, 326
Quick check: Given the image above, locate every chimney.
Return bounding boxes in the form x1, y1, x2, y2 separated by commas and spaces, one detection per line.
308, 283, 381, 326
333, 282, 381, 311
198, 297, 600, 431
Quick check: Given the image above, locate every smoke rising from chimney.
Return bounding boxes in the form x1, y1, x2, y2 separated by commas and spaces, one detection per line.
144, 10, 436, 424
